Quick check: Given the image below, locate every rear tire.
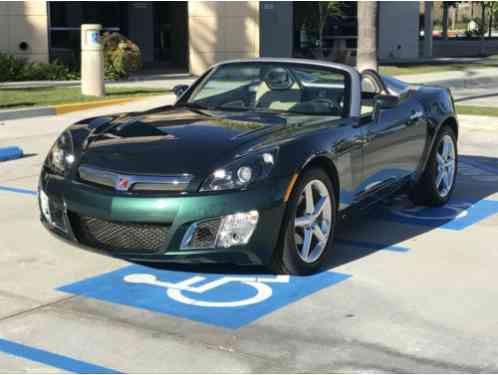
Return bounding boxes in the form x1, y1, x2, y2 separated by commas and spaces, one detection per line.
271, 168, 337, 275
409, 126, 458, 206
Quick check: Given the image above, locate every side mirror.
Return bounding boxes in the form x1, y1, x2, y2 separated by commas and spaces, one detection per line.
374, 94, 400, 111
173, 84, 189, 98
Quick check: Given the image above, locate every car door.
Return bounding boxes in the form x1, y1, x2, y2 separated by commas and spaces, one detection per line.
356, 71, 427, 202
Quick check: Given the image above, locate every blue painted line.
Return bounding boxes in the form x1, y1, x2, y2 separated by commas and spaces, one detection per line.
0, 338, 121, 374
381, 199, 498, 231
0, 146, 23, 162
460, 157, 498, 175
0, 185, 37, 196
336, 239, 409, 252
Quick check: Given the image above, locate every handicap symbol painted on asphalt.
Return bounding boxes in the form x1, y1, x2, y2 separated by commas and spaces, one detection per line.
379, 198, 498, 231
57, 265, 350, 329
123, 273, 291, 308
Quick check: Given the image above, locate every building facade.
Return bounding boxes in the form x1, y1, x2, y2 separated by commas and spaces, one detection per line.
2, 1, 486, 77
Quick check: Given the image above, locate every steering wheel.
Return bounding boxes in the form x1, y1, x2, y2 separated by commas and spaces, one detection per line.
312, 97, 342, 114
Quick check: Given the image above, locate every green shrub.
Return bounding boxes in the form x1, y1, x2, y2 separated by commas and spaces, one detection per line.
0, 53, 27, 82
102, 32, 142, 80
0, 52, 79, 82
22, 60, 80, 81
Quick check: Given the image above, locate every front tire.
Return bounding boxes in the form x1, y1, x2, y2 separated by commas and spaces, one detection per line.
271, 168, 337, 275
410, 126, 458, 206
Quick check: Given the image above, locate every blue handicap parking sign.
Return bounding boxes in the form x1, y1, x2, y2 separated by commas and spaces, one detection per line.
58, 265, 350, 329
380, 199, 498, 231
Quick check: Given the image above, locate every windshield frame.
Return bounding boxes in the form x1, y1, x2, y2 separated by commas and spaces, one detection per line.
178, 60, 353, 118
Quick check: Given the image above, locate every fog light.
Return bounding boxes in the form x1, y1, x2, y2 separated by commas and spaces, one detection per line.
216, 210, 259, 248
180, 218, 222, 250
180, 210, 259, 250
39, 188, 51, 223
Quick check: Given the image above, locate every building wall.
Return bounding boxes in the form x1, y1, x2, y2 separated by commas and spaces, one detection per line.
378, 1, 419, 60
188, 1, 259, 75
0, 1, 49, 63
259, 1, 293, 58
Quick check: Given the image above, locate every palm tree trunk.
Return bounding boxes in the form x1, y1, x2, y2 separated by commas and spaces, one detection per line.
442, 4, 449, 40
489, 12, 493, 38
480, 3, 486, 55
357, 1, 378, 71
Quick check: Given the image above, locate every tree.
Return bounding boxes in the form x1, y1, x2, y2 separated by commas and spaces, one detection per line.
486, 2, 498, 38
313, 2, 343, 59
356, 1, 378, 72
442, 3, 449, 39
441, 2, 460, 39
480, 2, 489, 55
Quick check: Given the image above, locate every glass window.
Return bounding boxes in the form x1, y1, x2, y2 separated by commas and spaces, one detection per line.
189, 63, 349, 117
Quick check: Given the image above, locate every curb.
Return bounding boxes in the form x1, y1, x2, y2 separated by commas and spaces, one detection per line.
398, 69, 498, 90
0, 95, 153, 121
53, 96, 149, 115
0, 146, 23, 162
413, 76, 498, 90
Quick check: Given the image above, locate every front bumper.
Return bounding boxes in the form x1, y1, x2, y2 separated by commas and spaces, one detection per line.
39, 169, 290, 266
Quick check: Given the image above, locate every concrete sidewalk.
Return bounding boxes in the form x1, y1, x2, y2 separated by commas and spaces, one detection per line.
0, 73, 196, 91
399, 67, 498, 89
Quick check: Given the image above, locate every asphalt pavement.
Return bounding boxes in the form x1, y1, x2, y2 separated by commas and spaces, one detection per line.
0, 96, 498, 372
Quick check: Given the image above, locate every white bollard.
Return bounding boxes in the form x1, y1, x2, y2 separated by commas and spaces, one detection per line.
81, 24, 105, 97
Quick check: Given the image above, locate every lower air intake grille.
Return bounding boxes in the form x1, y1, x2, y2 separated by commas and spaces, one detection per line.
70, 214, 169, 254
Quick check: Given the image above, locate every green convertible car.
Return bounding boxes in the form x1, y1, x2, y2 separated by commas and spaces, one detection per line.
39, 58, 458, 275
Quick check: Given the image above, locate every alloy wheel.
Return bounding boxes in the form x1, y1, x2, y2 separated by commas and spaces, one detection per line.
293, 179, 332, 263
435, 134, 456, 198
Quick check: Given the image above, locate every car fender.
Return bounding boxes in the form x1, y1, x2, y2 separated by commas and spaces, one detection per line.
413, 87, 459, 182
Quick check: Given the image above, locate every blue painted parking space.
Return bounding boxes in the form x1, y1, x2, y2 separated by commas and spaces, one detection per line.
58, 265, 351, 330
379, 198, 498, 231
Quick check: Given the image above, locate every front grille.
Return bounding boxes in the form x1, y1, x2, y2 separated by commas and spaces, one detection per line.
69, 213, 169, 254
78, 165, 193, 193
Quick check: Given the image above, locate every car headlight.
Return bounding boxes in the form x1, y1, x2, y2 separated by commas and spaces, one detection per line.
46, 131, 75, 175
200, 149, 278, 192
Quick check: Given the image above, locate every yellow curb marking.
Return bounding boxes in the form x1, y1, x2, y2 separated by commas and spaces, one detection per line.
54, 96, 151, 115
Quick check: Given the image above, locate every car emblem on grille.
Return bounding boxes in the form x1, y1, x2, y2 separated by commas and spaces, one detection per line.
116, 176, 131, 191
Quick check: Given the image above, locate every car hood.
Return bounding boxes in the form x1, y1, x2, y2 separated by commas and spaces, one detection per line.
72, 106, 338, 177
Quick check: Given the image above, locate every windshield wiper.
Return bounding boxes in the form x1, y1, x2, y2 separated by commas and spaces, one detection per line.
213, 105, 250, 112
182, 102, 211, 111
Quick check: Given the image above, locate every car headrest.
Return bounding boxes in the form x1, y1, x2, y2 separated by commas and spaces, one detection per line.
263, 67, 294, 90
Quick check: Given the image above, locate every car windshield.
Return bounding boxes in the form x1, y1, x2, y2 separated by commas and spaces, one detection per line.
187, 62, 349, 117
